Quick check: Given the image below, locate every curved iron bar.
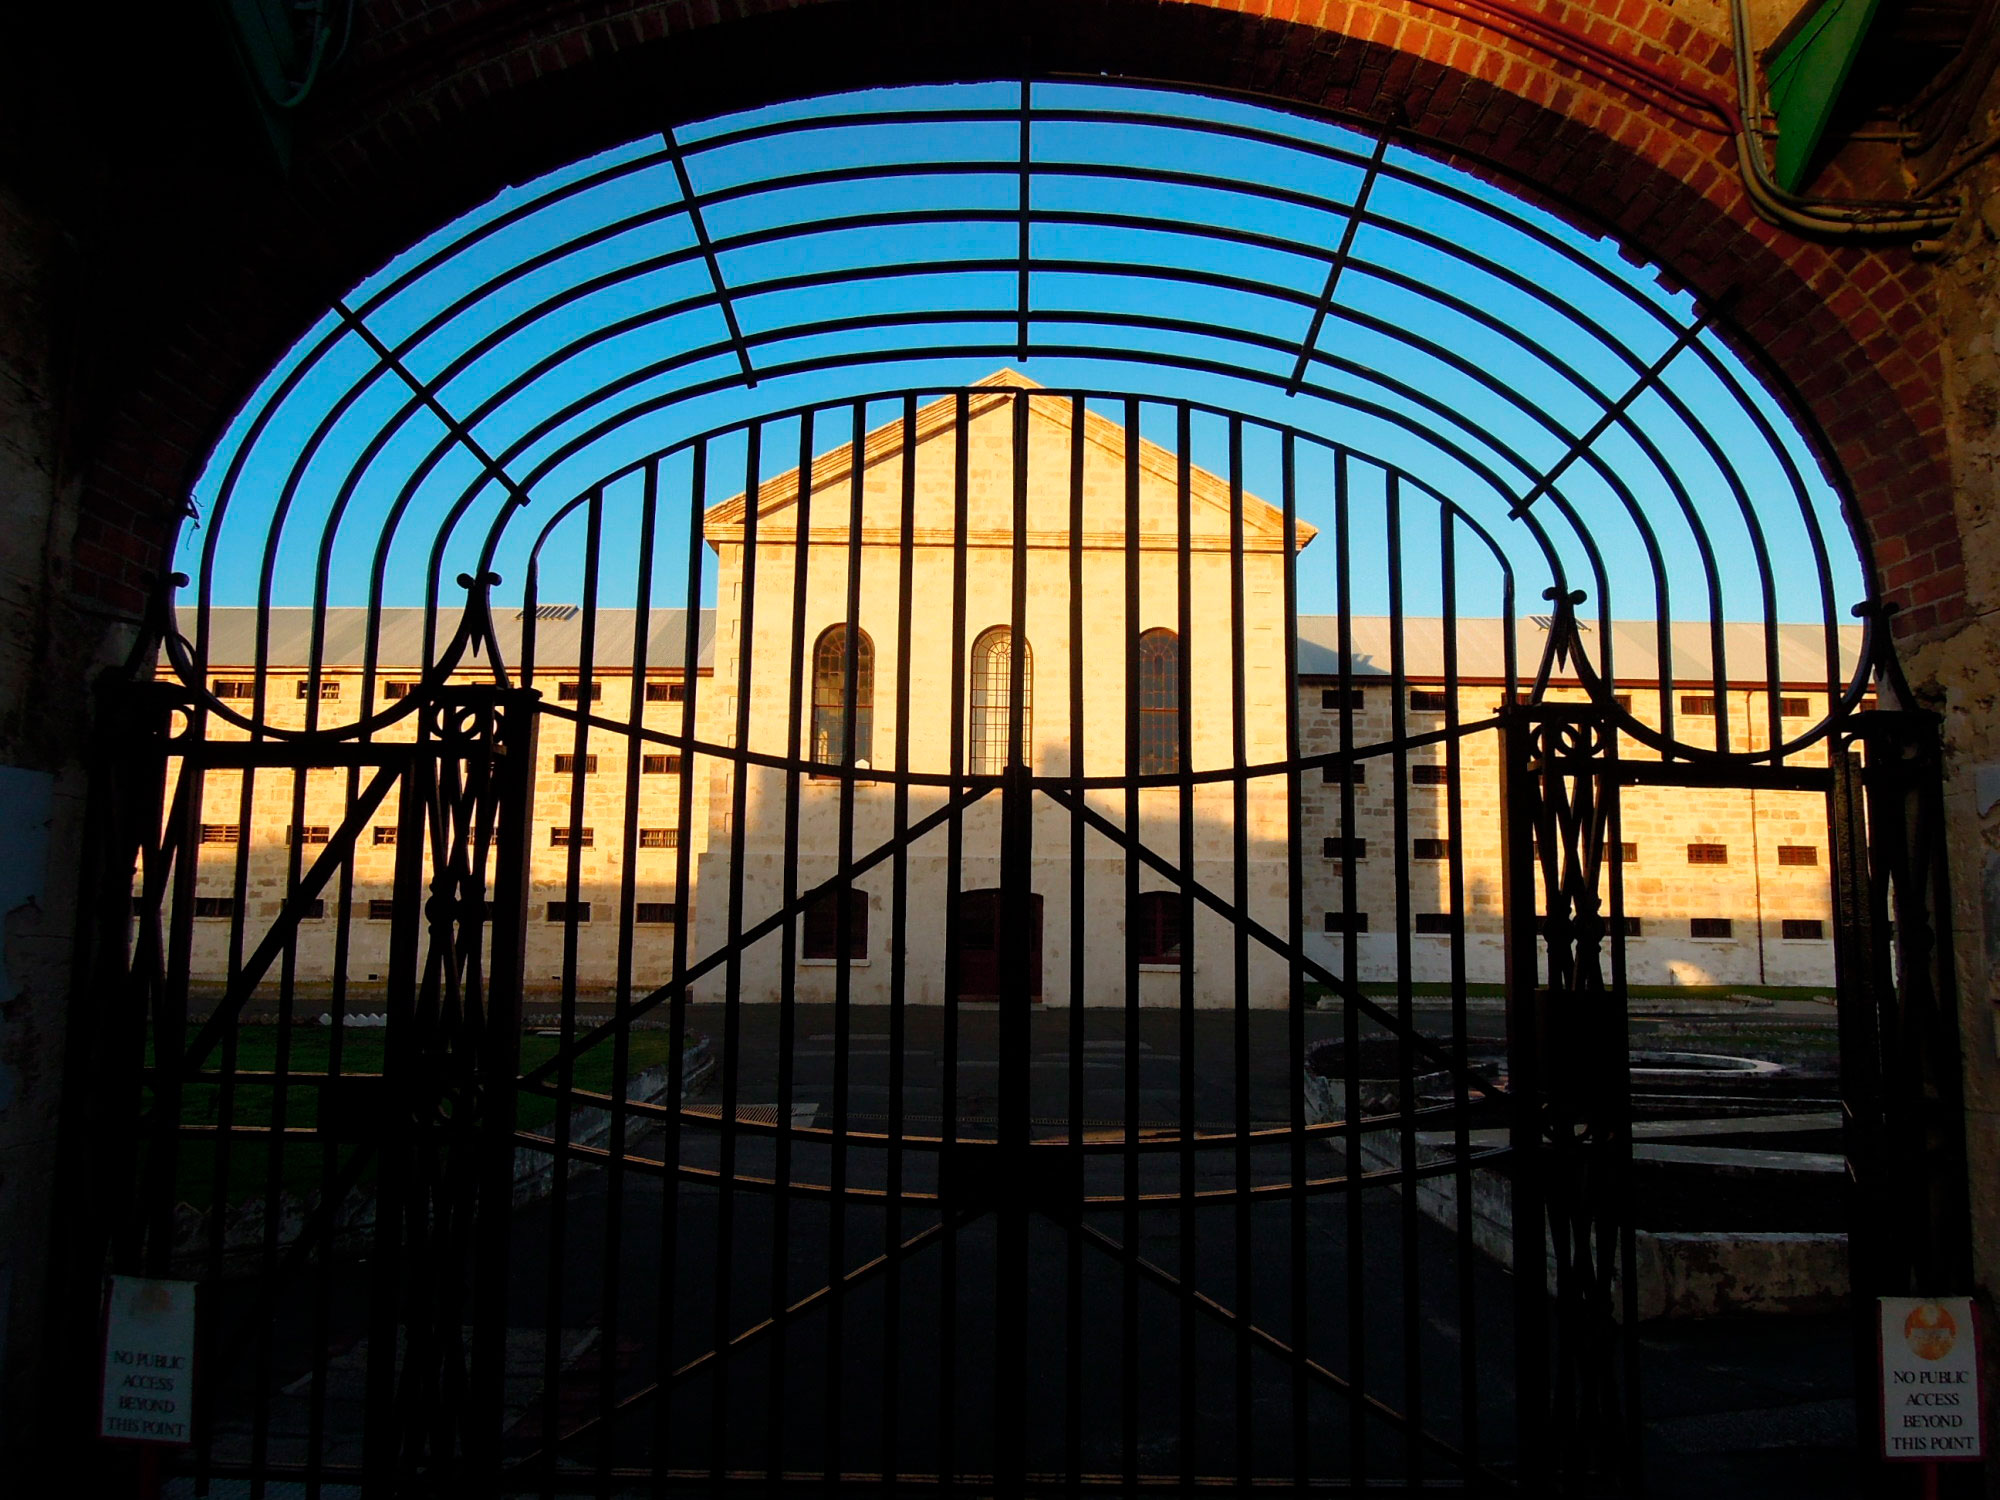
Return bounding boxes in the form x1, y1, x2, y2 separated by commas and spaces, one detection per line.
521, 1084, 1503, 1154
174, 84, 1865, 766
516, 1128, 1514, 1207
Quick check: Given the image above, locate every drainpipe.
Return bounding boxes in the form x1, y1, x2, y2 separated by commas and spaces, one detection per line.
1747, 687, 1768, 984
1726, 0, 1961, 240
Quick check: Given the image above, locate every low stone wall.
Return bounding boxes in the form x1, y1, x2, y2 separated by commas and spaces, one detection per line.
1303, 1057, 1848, 1320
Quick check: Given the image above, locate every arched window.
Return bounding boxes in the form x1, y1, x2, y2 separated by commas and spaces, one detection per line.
1137, 628, 1180, 776
1135, 891, 1183, 967
812, 625, 874, 767
969, 627, 1032, 774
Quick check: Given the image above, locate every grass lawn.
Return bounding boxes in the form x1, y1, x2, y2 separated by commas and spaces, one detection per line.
156, 1026, 699, 1207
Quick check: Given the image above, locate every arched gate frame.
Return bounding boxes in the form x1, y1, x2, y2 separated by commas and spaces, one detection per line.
69, 83, 1969, 1497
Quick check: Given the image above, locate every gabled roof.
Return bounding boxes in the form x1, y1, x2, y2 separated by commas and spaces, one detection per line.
196, 607, 716, 672
703, 369, 1315, 551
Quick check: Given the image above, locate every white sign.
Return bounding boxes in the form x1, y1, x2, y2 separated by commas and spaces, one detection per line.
1880, 1296, 1984, 1461
100, 1276, 197, 1446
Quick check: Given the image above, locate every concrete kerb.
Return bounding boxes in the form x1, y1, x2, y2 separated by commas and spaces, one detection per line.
1300, 1045, 1849, 1320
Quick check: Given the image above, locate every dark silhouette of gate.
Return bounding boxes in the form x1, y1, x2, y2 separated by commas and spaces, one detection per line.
61, 83, 1969, 1498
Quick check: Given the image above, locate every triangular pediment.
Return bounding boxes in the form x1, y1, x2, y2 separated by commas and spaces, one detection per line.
704, 370, 1315, 553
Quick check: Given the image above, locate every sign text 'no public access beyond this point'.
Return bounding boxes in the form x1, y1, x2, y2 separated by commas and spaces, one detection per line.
1880, 1296, 1985, 1461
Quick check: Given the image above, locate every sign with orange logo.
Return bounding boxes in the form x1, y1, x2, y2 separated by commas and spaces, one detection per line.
1880, 1296, 1983, 1461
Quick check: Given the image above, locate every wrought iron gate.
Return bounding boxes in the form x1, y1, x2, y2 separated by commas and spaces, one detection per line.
75, 383, 1957, 1496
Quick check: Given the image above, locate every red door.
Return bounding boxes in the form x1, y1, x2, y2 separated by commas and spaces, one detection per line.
954, 888, 1042, 1001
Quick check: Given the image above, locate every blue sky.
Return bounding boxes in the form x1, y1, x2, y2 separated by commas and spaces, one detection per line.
186, 80, 1863, 643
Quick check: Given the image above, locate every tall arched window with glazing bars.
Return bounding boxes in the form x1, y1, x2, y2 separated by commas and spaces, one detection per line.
1138, 628, 1180, 776
969, 626, 1032, 774
811, 624, 873, 768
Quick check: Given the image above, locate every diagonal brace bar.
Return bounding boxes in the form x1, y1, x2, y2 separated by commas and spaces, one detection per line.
1070, 1220, 1499, 1480
666, 125, 757, 388
1287, 129, 1392, 396
1509, 307, 1716, 518
1043, 785, 1499, 1100
334, 300, 540, 515
181, 759, 406, 1073
520, 784, 995, 1087
508, 1211, 968, 1470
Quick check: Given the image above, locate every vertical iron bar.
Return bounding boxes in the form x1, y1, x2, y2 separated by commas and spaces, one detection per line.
1441, 509, 1479, 1474
1065, 391, 1089, 1497
601, 466, 659, 1487
1227, 417, 1254, 1487
939, 392, 972, 1491
364, 758, 429, 1492
1830, 736, 1887, 1471
826, 402, 867, 1486
1501, 708, 1549, 1487
715, 428, 761, 1483
1335, 452, 1366, 1490
992, 388, 1034, 1494
1280, 436, 1310, 1490
251, 738, 310, 1484
652, 438, 709, 1496
884, 393, 918, 1487
540, 491, 601, 1483
468, 686, 534, 1487
1175, 403, 1198, 1492
1386, 473, 1424, 1485
770, 410, 816, 1486
1120, 396, 1143, 1493
1168, 402, 1192, 1496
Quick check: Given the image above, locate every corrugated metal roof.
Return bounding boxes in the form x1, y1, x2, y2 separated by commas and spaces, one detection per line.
195, 609, 1859, 686
197, 608, 717, 672
1294, 616, 1864, 686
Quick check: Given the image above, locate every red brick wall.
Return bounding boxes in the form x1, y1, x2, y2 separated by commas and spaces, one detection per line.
76, 0, 1958, 636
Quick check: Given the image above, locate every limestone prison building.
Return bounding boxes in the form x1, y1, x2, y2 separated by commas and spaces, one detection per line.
173, 376, 1853, 1003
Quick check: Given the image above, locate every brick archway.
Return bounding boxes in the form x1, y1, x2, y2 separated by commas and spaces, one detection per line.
79, 0, 1954, 635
